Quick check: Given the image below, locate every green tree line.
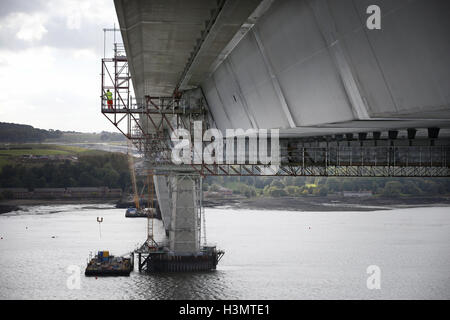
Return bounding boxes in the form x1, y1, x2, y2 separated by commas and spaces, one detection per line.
205, 176, 450, 198
0, 153, 130, 190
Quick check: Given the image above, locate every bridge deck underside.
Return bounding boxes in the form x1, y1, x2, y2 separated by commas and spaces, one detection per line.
115, 0, 450, 137
201, 0, 450, 135
111, 0, 450, 178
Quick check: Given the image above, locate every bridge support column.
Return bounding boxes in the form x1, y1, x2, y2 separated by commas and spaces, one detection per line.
169, 174, 201, 254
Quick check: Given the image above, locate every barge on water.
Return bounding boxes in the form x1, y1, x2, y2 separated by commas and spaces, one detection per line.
136, 245, 224, 273
85, 251, 133, 276
125, 207, 157, 218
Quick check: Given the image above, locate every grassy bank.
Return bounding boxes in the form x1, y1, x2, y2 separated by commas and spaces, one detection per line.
0, 144, 113, 169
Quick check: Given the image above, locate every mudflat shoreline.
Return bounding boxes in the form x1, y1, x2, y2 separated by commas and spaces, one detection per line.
0, 199, 118, 214
203, 195, 450, 212
1, 195, 449, 214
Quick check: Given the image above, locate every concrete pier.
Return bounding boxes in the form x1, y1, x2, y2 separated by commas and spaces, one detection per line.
154, 175, 171, 236
169, 174, 200, 254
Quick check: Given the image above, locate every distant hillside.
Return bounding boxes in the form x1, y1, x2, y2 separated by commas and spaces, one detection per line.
0, 122, 125, 143
0, 122, 62, 143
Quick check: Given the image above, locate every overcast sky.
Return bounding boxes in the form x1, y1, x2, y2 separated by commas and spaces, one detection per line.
0, 0, 122, 132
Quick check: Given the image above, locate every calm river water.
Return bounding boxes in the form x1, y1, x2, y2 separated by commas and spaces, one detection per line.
0, 204, 449, 299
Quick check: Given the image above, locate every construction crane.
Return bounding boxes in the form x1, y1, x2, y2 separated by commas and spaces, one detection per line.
146, 171, 158, 249
127, 141, 158, 248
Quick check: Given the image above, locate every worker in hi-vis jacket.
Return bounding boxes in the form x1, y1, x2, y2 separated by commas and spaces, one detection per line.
105, 89, 113, 109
